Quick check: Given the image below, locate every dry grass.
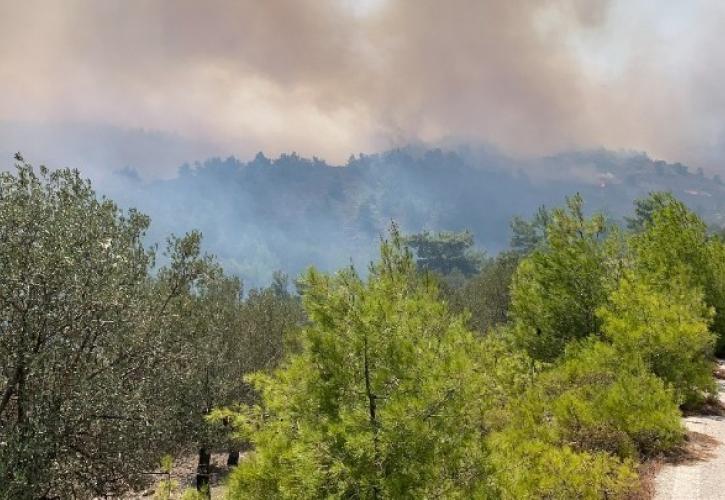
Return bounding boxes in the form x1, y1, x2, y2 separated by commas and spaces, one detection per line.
665, 431, 720, 465
633, 430, 721, 499
630, 459, 662, 500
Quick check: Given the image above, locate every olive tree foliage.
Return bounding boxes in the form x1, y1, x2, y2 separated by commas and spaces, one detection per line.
241, 273, 305, 371
0, 157, 212, 499
154, 260, 240, 453
218, 228, 531, 499
509, 194, 620, 361
158, 267, 305, 488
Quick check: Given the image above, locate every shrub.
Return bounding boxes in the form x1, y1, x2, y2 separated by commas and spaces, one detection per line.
548, 341, 684, 458
599, 275, 716, 406
489, 432, 637, 500
490, 340, 683, 498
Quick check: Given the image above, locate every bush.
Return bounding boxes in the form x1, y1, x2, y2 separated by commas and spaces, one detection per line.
489, 340, 683, 498
548, 341, 684, 458
489, 433, 637, 500
599, 275, 716, 406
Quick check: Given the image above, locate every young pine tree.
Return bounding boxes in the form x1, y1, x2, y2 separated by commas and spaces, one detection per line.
598, 274, 716, 406
217, 228, 501, 499
509, 194, 619, 361
629, 193, 725, 355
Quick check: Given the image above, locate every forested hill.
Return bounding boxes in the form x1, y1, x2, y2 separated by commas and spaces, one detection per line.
108, 147, 725, 285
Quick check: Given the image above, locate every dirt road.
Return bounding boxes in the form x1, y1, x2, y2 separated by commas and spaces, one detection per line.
654, 366, 725, 500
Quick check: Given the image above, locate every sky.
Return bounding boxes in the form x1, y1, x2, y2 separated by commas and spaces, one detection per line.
1, 0, 724, 179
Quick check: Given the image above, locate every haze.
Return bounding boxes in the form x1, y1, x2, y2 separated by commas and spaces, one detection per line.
1, 0, 724, 179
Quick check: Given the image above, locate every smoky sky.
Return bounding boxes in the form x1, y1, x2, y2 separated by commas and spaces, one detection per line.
1, 0, 725, 177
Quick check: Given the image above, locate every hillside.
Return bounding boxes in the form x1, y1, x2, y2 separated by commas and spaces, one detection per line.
108, 147, 725, 285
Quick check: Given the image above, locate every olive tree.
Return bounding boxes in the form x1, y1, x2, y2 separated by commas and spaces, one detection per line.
159, 269, 304, 493
0, 157, 210, 498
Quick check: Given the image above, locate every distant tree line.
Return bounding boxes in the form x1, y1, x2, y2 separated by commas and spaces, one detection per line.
115, 147, 725, 289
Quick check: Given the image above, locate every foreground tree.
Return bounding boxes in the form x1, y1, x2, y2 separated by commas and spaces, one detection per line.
629, 193, 725, 355
159, 270, 304, 493
625, 191, 677, 232
218, 228, 516, 499
598, 274, 716, 406
509, 205, 550, 255
0, 157, 211, 498
509, 194, 618, 361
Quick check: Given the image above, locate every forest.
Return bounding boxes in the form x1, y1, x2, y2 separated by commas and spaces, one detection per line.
109, 147, 725, 287
2, 154, 725, 499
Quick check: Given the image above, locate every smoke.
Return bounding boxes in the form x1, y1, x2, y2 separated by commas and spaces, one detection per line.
1, 0, 724, 176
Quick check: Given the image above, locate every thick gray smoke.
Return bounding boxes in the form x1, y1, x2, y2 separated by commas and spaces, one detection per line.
1, 0, 725, 176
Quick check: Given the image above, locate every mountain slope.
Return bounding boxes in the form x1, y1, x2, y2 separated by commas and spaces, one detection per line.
108, 147, 725, 286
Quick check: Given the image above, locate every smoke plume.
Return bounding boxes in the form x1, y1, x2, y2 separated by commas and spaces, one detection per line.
1, 0, 724, 175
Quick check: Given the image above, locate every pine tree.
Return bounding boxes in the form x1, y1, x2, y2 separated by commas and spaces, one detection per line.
218, 228, 508, 499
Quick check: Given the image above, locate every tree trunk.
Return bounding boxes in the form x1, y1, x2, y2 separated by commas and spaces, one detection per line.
227, 450, 239, 466
363, 335, 381, 500
0, 363, 23, 417
196, 447, 211, 496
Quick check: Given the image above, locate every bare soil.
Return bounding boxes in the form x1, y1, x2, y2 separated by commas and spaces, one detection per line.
121, 452, 238, 499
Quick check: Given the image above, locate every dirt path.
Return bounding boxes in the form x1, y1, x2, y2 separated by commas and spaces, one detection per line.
118, 452, 233, 499
654, 364, 725, 500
